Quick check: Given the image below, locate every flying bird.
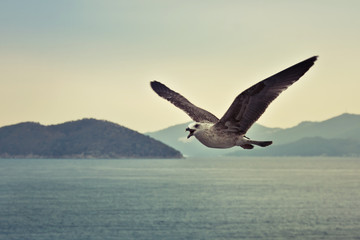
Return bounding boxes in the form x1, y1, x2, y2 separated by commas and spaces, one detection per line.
150, 56, 317, 149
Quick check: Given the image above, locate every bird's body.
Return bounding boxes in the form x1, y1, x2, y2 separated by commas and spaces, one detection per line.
191, 126, 246, 149
151, 56, 317, 149
188, 122, 236, 148
186, 122, 272, 149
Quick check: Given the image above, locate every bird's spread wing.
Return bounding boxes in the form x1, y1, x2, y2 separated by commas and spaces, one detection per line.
151, 81, 219, 123
214, 56, 318, 134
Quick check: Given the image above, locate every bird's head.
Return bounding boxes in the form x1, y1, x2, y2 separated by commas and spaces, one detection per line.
185, 122, 202, 139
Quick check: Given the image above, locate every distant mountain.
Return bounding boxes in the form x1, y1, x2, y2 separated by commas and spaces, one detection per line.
251, 113, 360, 145
228, 137, 360, 157
147, 113, 360, 157
0, 119, 183, 159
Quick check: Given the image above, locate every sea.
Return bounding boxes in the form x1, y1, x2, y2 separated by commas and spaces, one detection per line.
0, 157, 359, 240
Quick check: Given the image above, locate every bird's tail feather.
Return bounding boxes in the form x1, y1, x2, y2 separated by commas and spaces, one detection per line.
248, 140, 273, 147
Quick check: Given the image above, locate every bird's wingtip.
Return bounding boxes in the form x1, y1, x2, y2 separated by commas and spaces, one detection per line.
150, 80, 168, 92
150, 80, 159, 88
310, 55, 319, 61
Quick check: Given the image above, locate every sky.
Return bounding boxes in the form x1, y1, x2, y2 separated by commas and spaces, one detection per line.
1, 0, 359, 133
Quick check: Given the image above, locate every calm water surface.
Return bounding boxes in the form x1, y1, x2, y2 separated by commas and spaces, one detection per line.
0, 157, 359, 240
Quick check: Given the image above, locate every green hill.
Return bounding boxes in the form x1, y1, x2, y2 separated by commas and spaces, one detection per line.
0, 119, 183, 159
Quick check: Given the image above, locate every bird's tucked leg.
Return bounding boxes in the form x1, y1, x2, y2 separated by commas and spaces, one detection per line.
240, 144, 254, 149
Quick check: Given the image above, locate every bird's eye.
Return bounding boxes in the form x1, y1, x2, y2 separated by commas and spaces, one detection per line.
194, 124, 200, 128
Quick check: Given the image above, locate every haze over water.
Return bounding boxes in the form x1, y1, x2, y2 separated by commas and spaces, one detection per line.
1, 157, 359, 240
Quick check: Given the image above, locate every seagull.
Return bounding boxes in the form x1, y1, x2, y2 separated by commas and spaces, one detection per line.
150, 56, 317, 149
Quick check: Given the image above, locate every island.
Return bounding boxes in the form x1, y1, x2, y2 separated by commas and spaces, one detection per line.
0, 119, 183, 159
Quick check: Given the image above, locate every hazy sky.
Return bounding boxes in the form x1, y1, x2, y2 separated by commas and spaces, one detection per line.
1, 1, 359, 132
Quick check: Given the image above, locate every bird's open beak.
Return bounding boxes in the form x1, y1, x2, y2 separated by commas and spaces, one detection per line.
185, 127, 195, 139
